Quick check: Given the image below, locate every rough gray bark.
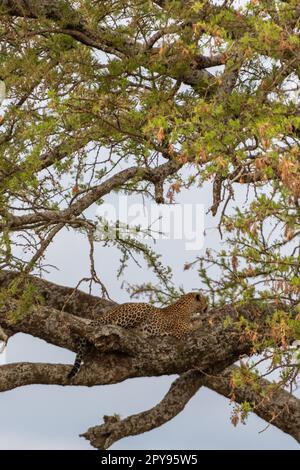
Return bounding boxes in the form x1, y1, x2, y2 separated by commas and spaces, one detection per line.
0, 271, 299, 448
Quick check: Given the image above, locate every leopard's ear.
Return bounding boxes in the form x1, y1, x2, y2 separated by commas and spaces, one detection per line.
195, 293, 201, 302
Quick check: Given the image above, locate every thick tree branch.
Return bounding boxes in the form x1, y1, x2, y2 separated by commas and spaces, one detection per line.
0, 362, 71, 391
0, 274, 292, 388
0, 270, 115, 319
204, 365, 300, 445
0, 272, 298, 446
82, 369, 204, 449
82, 364, 300, 449
0, 298, 254, 384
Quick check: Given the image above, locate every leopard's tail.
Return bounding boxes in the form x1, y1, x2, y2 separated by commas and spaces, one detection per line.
67, 338, 88, 379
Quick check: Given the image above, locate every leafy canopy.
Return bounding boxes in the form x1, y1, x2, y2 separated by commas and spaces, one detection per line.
0, 0, 300, 402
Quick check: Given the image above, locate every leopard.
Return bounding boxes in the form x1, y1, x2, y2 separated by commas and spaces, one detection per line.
67, 292, 208, 379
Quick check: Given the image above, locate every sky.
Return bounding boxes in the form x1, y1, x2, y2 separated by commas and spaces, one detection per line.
0, 181, 299, 450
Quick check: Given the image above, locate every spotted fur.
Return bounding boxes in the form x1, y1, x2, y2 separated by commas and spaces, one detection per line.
67, 292, 208, 379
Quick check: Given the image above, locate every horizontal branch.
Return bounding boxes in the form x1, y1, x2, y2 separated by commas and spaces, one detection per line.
0, 298, 254, 386
0, 273, 289, 388
0, 270, 115, 319
2, 358, 298, 448
0, 362, 70, 391
0, 160, 182, 232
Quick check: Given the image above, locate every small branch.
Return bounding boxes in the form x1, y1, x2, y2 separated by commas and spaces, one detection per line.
24, 223, 65, 274
211, 174, 223, 216
154, 180, 165, 204
81, 369, 204, 449
204, 365, 300, 445
0, 325, 8, 352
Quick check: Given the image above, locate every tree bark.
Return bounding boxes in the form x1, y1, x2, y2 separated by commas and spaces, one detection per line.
0, 271, 299, 447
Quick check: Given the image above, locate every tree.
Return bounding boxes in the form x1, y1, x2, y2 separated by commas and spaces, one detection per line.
0, 0, 300, 449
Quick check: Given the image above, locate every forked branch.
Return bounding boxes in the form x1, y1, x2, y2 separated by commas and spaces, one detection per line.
82, 365, 300, 449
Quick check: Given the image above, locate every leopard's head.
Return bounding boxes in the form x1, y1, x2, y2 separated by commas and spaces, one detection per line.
181, 292, 209, 315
